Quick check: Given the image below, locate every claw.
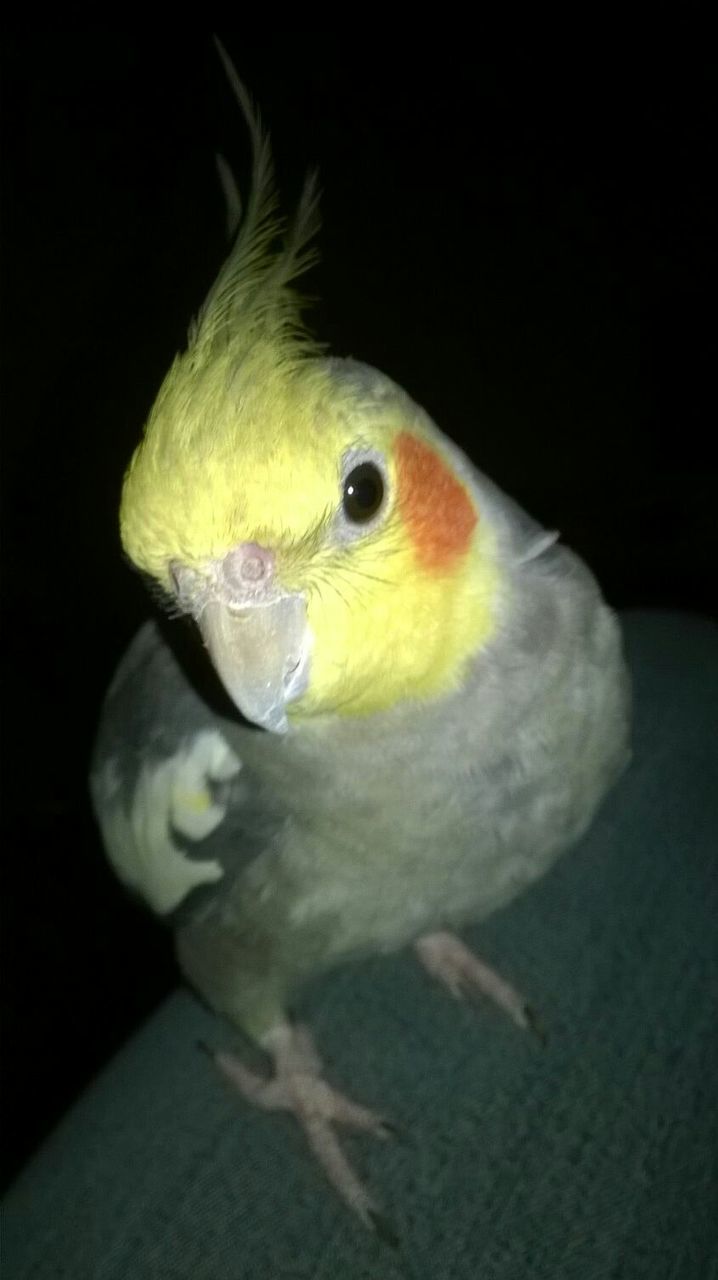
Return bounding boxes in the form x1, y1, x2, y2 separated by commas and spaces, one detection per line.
377, 1119, 404, 1141
523, 1003, 548, 1046
210, 1021, 392, 1230
368, 1209, 400, 1249
416, 930, 544, 1038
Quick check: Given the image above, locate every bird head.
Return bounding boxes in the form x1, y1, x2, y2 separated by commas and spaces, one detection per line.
120, 52, 500, 733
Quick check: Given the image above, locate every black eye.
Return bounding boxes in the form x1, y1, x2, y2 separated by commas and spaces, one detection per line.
342, 462, 385, 523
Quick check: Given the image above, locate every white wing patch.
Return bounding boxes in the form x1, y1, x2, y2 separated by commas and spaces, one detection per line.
97, 731, 242, 915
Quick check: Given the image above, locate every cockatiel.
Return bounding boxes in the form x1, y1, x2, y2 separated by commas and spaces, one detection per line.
91, 46, 630, 1234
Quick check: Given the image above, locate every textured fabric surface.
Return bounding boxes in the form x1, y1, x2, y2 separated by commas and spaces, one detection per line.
4, 610, 717, 1280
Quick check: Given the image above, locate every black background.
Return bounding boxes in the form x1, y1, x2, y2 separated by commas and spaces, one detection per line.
1, 29, 714, 1191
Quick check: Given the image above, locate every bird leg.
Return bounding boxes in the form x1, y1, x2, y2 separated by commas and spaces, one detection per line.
415, 930, 545, 1040
208, 1021, 396, 1237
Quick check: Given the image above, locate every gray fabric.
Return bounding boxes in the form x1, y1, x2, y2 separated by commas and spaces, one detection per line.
4, 610, 717, 1279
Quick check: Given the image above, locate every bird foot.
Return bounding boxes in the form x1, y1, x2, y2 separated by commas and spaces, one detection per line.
208, 1022, 397, 1237
415, 930, 545, 1042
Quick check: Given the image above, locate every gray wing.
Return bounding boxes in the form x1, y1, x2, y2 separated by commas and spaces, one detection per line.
90, 620, 283, 925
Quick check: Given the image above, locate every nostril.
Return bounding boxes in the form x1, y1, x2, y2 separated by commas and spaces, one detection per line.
241, 555, 266, 582
222, 542, 274, 592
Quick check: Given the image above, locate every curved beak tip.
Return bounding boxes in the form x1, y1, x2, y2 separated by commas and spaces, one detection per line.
200, 593, 310, 734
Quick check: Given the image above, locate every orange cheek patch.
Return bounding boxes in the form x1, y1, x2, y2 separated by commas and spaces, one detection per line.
395, 431, 477, 571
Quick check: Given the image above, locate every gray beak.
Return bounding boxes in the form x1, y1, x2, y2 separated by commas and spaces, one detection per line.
200, 593, 310, 734
174, 542, 311, 734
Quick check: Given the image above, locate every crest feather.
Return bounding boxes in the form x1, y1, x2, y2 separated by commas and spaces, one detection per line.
188, 40, 322, 371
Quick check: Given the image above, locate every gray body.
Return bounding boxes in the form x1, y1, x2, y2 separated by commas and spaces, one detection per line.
91, 444, 630, 1039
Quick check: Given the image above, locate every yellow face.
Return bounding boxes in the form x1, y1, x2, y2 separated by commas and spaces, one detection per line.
292, 426, 498, 718
121, 353, 498, 723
